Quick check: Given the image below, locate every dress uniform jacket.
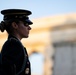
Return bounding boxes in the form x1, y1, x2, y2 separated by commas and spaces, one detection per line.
1, 35, 31, 75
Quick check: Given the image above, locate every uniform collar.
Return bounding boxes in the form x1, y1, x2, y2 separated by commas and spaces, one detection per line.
8, 34, 19, 41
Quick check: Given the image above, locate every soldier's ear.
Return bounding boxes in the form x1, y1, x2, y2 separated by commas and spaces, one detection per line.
12, 22, 18, 29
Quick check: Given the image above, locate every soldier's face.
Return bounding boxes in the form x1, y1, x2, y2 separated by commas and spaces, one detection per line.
16, 21, 32, 39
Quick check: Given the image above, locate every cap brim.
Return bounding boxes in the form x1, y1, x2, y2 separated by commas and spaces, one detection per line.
25, 19, 33, 25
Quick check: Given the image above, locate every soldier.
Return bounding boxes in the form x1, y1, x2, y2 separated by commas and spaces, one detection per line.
0, 9, 33, 75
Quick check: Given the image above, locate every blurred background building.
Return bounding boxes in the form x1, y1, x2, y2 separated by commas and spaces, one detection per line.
0, 13, 76, 75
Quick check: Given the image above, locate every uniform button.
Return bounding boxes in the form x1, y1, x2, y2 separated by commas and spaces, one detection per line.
25, 68, 29, 74
25, 54, 27, 57
27, 62, 29, 64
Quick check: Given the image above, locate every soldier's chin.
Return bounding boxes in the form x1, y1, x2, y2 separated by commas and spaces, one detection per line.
25, 35, 29, 38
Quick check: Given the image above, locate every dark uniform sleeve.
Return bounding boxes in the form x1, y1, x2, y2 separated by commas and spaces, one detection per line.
1, 39, 24, 75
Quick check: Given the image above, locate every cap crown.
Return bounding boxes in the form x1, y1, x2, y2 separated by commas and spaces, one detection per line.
1, 9, 32, 16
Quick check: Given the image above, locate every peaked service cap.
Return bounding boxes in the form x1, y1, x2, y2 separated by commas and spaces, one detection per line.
1, 9, 33, 25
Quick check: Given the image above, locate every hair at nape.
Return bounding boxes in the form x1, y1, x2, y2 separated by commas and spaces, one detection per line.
0, 21, 6, 32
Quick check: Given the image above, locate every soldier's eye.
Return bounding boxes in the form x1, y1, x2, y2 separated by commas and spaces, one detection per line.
23, 22, 29, 27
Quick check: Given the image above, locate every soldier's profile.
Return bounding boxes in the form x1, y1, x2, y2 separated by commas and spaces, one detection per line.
0, 9, 33, 75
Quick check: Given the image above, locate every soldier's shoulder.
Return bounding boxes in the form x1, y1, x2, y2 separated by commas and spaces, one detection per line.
3, 38, 20, 47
